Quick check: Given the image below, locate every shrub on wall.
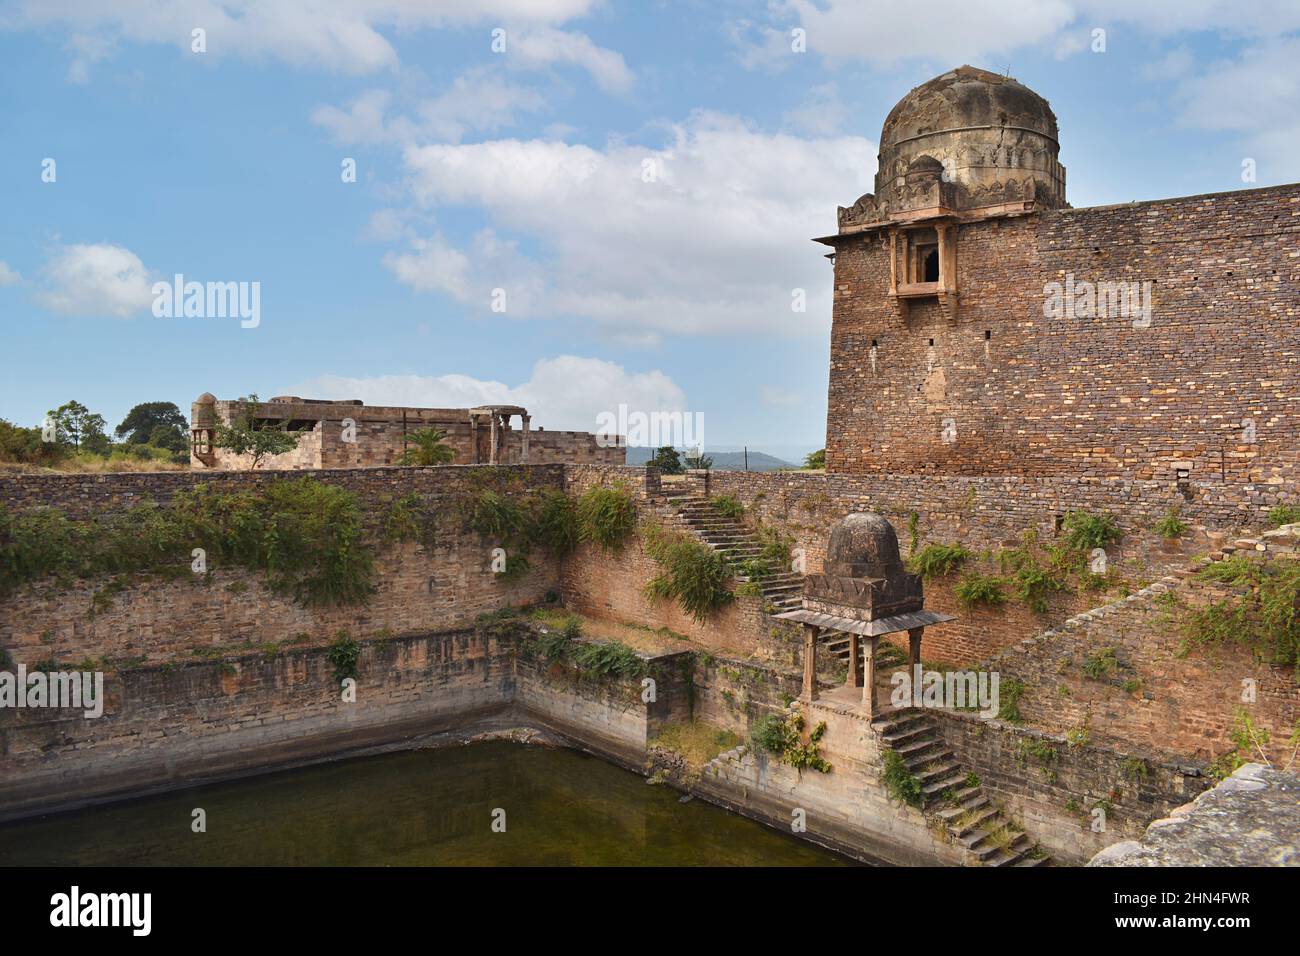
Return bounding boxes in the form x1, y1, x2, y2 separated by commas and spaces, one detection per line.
910, 543, 972, 579
1153, 509, 1188, 540
1267, 504, 1300, 528
576, 484, 637, 551
954, 572, 1007, 608
532, 490, 579, 556
1185, 556, 1300, 667
709, 495, 745, 519
881, 749, 922, 806
643, 524, 734, 622
523, 615, 646, 678
1060, 510, 1122, 552
750, 710, 831, 773
0, 477, 376, 607
997, 533, 1069, 614
327, 631, 361, 682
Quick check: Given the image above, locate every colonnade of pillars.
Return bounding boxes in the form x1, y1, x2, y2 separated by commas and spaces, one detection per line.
470, 412, 532, 464
801, 623, 925, 717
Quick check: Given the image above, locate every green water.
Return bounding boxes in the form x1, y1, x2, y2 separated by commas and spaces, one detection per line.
0, 742, 851, 866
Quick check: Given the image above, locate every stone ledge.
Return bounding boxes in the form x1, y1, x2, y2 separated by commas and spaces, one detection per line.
1088, 763, 1299, 866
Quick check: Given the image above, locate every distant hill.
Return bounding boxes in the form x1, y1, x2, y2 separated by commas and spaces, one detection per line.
623, 447, 798, 472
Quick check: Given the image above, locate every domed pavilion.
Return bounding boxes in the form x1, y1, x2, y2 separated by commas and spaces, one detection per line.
776, 513, 954, 715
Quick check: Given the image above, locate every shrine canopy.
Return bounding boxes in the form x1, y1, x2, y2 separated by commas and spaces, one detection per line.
774, 512, 954, 636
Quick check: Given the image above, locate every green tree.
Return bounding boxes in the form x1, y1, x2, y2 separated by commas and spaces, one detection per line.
116, 401, 188, 445
147, 423, 189, 453
803, 448, 826, 469
48, 400, 108, 453
648, 445, 684, 474
683, 447, 713, 471
212, 394, 299, 468
0, 418, 67, 464
398, 427, 455, 466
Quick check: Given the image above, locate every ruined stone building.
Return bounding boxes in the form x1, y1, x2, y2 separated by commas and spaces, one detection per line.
189, 394, 623, 470
821, 65, 1299, 485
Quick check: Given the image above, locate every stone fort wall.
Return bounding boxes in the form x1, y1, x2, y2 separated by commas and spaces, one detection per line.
195, 400, 622, 471
826, 182, 1300, 482
0, 466, 567, 669
700, 468, 1294, 664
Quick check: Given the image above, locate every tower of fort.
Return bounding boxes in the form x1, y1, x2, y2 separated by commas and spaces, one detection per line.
820, 65, 1299, 485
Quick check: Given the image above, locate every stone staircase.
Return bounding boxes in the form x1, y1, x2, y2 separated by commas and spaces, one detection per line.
872, 709, 1050, 867
658, 490, 804, 614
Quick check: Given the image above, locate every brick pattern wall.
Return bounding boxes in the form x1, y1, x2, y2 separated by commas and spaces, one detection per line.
932, 710, 1209, 864
0, 629, 518, 821
0, 466, 568, 667
984, 527, 1300, 765
826, 183, 1300, 481
699, 468, 1282, 664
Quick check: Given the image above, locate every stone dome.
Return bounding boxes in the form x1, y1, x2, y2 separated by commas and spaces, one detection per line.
881, 65, 1057, 150
195, 392, 216, 404
824, 513, 905, 580
873, 64, 1066, 214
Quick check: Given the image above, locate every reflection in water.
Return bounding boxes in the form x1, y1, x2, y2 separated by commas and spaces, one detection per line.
0, 741, 852, 866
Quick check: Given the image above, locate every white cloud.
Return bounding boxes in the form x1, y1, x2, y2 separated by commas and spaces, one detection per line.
733, 0, 1300, 69
36, 243, 154, 317
505, 26, 633, 93
1142, 47, 1195, 82
388, 112, 874, 338
312, 70, 548, 146
11, 1, 612, 77
782, 82, 845, 135
1172, 38, 1300, 174
760, 0, 1076, 67
0, 261, 21, 286
65, 33, 115, 84
312, 89, 413, 145
290, 355, 688, 433
760, 385, 801, 407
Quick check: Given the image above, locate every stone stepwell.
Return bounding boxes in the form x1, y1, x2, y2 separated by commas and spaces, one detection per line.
872, 709, 1050, 867
653, 487, 805, 614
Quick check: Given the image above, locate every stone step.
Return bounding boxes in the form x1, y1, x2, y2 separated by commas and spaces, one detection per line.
903, 745, 954, 770
872, 709, 927, 730
921, 772, 968, 797
916, 761, 962, 785
1012, 854, 1049, 867
976, 832, 1031, 865
948, 784, 983, 804
895, 737, 943, 759
949, 806, 999, 837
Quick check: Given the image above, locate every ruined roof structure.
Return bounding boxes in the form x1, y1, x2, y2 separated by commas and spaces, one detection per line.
819, 65, 1300, 484
188, 393, 623, 470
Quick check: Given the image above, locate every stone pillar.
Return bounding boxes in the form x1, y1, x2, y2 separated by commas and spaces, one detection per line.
489, 414, 499, 465
802, 623, 819, 702
887, 229, 898, 295
908, 627, 923, 674
936, 223, 948, 288
848, 633, 863, 688
520, 414, 531, 463
470, 418, 479, 464
863, 636, 879, 717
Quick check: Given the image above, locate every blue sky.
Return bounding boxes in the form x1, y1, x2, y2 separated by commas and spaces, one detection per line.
1, 1, 1297, 462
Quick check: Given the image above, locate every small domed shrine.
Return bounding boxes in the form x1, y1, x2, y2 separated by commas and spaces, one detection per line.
776, 513, 953, 714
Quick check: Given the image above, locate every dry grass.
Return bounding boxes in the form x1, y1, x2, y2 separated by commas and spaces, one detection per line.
529, 608, 691, 656
650, 720, 742, 771
0, 456, 188, 475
